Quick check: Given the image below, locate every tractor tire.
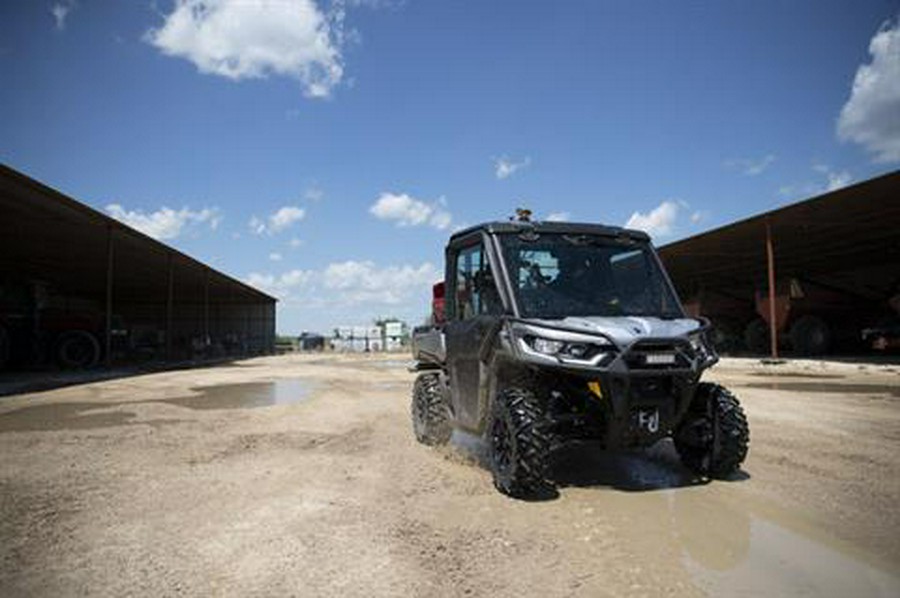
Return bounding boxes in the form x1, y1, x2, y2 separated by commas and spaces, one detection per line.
488, 387, 552, 497
790, 315, 831, 356
675, 383, 749, 478
411, 372, 452, 446
0, 325, 9, 370
743, 318, 770, 354
710, 319, 742, 354
55, 330, 100, 369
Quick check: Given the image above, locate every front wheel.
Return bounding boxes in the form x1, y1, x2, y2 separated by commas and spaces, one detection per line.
411, 372, 452, 446
488, 388, 552, 497
675, 383, 749, 478
743, 318, 770, 354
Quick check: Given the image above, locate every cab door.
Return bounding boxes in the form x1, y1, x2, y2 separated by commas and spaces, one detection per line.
444, 239, 503, 431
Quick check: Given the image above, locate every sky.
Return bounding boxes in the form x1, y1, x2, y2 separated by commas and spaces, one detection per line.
1, 0, 899, 334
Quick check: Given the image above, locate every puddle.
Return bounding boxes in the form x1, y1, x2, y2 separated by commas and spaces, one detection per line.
160, 379, 314, 410
673, 491, 900, 597
742, 382, 900, 397
0, 379, 314, 430
748, 372, 847, 379
0, 402, 142, 433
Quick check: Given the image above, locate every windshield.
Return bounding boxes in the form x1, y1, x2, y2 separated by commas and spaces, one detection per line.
500, 233, 683, 319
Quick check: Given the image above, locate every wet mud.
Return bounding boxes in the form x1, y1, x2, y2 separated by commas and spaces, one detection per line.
0, 354, 898, 596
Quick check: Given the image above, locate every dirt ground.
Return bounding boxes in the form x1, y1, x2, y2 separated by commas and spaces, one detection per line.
1, 354, 898, 597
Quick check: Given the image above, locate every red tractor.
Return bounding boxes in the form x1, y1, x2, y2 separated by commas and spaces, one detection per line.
0, 280, 124, 370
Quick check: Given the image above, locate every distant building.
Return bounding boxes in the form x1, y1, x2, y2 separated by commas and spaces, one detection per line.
297, 332, 325, 351
331, 321, 408, 352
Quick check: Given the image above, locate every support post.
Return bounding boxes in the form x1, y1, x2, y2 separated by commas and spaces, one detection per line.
105, 225, 115, 367
166, 255, 174, 361
204, 268, 210, 353
765, 219, 778, 359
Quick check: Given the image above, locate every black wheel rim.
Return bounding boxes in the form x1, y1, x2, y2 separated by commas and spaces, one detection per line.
64, 339, 91, 366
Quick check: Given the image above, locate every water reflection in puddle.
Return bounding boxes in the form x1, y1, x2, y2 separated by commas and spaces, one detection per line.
673, 490, 900, 597
161, 379, 314, 410
747, 372, 847, 379
0, 402, 143, 433
0, 379, 314, 432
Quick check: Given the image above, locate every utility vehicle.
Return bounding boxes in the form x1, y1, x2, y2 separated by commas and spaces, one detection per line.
410, 214, 749, 497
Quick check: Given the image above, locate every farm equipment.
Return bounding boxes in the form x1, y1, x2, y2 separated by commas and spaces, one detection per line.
0, 279, 126, 370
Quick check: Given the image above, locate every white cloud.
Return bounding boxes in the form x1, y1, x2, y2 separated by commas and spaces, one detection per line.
245, 269, 315, 298
825, 170, 853, 192
269, 206, 306, 231
624, 201, 679, 238
726, 154, 776, 176
51, 2, 75, 31
245, 260, 438, 306
105, 204, 221, 240
780, 164, 854, 199
249, 205, 306, 235
545, 212, 571, 222
269, 252, 283, 261
323, 260, 439, 305
304, 187, 324, 202
145, 0, 346, 98
494, 156, 531, 179
837, 17, 900, 163
288, 237, 303, 248
369, 192, 452, 230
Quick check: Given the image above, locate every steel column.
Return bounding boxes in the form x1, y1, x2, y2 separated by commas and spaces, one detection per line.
204, 267, 210, 349
104, 225, 115, 367
765, 219, 778, 359
166, 255, 174, 360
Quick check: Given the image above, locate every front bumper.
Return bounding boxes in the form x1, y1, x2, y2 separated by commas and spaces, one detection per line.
507, 322, 716, 448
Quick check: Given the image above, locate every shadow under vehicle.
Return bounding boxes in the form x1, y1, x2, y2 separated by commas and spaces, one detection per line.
410, 215, 749, 498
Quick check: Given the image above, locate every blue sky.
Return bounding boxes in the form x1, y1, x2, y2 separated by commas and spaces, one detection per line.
2, 1, 898, 334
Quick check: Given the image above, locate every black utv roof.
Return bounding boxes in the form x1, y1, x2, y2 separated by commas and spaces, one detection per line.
449, 220, 651, 243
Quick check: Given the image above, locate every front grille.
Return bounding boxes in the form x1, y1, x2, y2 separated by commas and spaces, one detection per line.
624, 341, 693, 370
630, 376, 672, 400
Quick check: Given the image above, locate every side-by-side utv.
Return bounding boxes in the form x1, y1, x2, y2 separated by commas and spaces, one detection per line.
410, 217, 749, 497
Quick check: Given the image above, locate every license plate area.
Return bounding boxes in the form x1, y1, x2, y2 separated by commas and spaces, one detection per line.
631, 408, 660, 434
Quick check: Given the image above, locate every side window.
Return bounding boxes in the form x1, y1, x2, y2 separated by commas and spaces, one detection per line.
454, 244, 501, 320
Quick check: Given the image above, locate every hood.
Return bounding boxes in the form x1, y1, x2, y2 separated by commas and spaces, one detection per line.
533, 316, 701, 346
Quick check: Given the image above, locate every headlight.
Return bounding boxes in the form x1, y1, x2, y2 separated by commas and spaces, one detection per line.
530, 337, 565, 354
689, 333, 715, 361
689, 335, 704, 353
522, 334, 613, 364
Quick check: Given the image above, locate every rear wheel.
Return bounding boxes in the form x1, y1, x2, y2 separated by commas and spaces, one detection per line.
710, 319, 742, 354
55, 330, 100, 369
790, 315, 831, 356
743, 318, 770, 354
488, 387, 551, 497
411, 372, 452, 446
675, 383, 749, 478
